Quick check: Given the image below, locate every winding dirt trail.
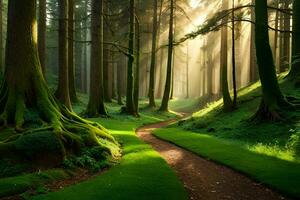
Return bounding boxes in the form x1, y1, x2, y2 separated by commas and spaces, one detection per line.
136, 117, 290, 200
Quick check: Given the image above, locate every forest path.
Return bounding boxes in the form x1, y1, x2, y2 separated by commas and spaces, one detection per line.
136, 115, 289, 200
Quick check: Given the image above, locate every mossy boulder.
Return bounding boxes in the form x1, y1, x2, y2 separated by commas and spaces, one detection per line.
15, 131, 65, 167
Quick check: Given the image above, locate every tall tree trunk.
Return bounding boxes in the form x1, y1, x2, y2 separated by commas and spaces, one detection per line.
155, 0, 164, 98
86, 0, 107, 117
103, 10, 112, 103
282, 0, 291, 72
117, 57, 123, 105
38, 0, 46, 76
170, 11, 176, 100
249, 0, 257, 82
186, 41, 189, 99
288, 0, 300, 82
75, 6, 83, 92
134, 17, 140, 114
273, 0, 279, 64
253, 0, 287, 121
279, 0, 291, 72
124, 0, 136, 116
148, 0, 158, 107
220, 0, 233, 111
0, 0, 2, 75
68, 0, 78, 103
231, 0, 237, 108
0, 0, 119, 165
55, 0, 72, 110
159, 0, 174, 111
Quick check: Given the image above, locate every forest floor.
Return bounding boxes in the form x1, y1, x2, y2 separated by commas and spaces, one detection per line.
0, 98, 202, 200
153, 75, 300, 199
138, 118, 289, 200
2, 75, 300, 199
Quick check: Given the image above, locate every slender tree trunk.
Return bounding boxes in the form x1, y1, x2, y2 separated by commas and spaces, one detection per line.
81, 1, 88, 93
279, 0, 291, 72
103, 11, 112, 103
186, 41, 189, 99
253, 0, 287, 121
170, 11, 176, 100
231, 0, 237, 108
117, 57, 123, 105
55, 0, 72, 110
273, 0, 279, 63
148, 0, 158, 107
249, 0, 257, 82
38, 0, 46, 76
125, 0, 136, 116
68, 0, 78, 103
134, 17, 140, 114
75, 7, 83, 92
0, 0, 2, 75
282, 0, 291, 72
159, 0, 174, 111
86, 0, 107, 117
155, 0, 164, 98
220, 0, 233, 111
288, 0, 300, 82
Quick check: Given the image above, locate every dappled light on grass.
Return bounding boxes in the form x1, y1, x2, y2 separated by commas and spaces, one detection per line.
247, 143, 297, 163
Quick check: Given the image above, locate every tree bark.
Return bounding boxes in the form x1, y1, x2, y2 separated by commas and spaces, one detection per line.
86, 0, 107, 117
38, 0, 46, 76
288, 0, 300, 82
231, 0, 237, 108
68, 0, 78, 103
249, 0, 257, 82
134, 16, 140, 115
55, 0, 72, 110
220, 0, 233, 111
148, 0, 158, 107
253, 0, 287, 121
159, 0, 174, 111
125, 0, 136, 116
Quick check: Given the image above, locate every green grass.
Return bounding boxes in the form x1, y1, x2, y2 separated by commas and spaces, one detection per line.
154, 128, 300, 198
0, 96, 199, 199
31, 108, 188, 200
179, 78, 300, 161
152, 76, 300, 198
0, 169, 70, 198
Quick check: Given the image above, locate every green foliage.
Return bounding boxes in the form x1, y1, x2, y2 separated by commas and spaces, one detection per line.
0, 160, 30, 178
0, 169, 69, 198
63, 147, 111, 173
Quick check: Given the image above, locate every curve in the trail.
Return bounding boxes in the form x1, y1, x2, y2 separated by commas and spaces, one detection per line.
136, 118, 290, 200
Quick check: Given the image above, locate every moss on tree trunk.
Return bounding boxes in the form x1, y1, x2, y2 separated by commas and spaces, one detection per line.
0, 0, 119, 166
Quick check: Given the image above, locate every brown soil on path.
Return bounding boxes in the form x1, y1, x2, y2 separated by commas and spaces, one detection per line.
136, 117, 291, 200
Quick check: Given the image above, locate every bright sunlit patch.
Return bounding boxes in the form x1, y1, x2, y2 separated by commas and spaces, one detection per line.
189, 0, 200, 8
33, 20, 38, 45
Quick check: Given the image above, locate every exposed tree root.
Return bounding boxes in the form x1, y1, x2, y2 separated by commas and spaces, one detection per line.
251, 98, 295, 122
0, 80, 120, 167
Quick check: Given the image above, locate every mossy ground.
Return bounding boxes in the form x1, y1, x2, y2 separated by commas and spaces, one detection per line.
0, 95, 198, 199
